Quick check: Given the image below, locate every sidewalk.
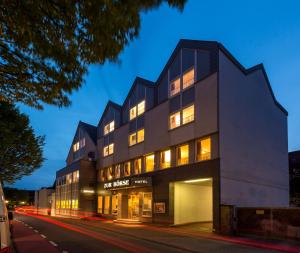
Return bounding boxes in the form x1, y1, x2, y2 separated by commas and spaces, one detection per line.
11, 220, 60, 253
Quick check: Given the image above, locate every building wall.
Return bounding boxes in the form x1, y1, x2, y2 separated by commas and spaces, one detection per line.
35, 188, 54, 215
218, 50, 289, 207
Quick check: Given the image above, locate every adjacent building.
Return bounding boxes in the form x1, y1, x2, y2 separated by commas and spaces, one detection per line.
289, 150, 300, 206
34, 187, 55, 215
55, 121, 97, 216
54, 39, 289, 232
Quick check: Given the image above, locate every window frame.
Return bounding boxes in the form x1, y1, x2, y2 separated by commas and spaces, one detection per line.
145, 154, 155, 173
182, 104, 195, 125
176, 144, 189, 166
169, 111, 181, 130
160, 149, 171, 169
196, 137, 211, 162
137, 100, 146, 116
182, 67, 195, 90
169, 76, 181, 97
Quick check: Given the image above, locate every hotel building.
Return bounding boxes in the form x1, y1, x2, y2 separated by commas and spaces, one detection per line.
95, 40, 289, 231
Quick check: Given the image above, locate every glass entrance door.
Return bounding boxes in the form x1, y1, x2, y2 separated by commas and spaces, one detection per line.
128, 194, 139, 220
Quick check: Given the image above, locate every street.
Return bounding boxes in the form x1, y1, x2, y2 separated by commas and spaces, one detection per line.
13, 213, 282, 253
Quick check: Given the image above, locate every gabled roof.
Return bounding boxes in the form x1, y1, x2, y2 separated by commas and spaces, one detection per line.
97, 100, 122, 126
122, 77, 155, 107
78, 121, 97, 145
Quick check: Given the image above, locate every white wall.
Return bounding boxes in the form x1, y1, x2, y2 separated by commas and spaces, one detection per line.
219, 50, 289, 207
174, 182, 212, 225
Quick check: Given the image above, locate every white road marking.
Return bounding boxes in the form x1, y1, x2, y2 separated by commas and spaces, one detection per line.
49, 241, 57, 247
40, 234, 47, 238
34, 229, 39, 233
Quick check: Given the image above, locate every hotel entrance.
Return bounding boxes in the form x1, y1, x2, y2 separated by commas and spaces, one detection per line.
128, 193, 139, 219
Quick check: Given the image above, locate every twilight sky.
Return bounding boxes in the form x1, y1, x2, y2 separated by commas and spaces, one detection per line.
11, 0, 300, 189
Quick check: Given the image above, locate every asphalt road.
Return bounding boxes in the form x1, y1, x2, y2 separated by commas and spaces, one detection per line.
14, 213, 279, 253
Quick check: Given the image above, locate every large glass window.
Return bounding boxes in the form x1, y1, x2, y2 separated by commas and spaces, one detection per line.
160, 149, 171, 169
170, 111, 181, 129
196, 137, 211, 161
183, 68, 195, 89
72, 170, 79, 183
130, 106, 137, 120
103, 145, 109, 157
104, 121, 115, 135
100, 169, 106, 181
182, 105, 194, 125
124, 162, 131, 177
177, 144, 189, 166
142, 192, 152, 217
107, 167, 113, 181
97, 196, 103, 213
170, 77, 180, 97
115, 164, 121, 179
129, 132, 137, 146
104, 196, 110, 214
137, 129, 144, 143
137, 100, 145, 116
134, 158, 142, 175
112, 195, 118, 215
145, 154, 155, 172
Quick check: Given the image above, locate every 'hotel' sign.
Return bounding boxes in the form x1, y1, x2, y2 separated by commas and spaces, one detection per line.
104, 177, 152, 190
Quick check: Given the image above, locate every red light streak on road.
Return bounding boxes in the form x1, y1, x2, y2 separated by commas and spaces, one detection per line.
16, 211, 159, 253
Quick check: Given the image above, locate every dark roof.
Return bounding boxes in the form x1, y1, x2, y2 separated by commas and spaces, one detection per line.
79, 121, 97, 145
97, 100, 122, 126
96, 39, 288, 127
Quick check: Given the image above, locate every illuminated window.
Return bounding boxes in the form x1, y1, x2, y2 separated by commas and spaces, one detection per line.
142, 192, 152, 217
177, 144, 189, 166
80, 138, 85, 148
137, 129, 144, 143
115, 164, 121, 179
170, 77, 180, 96
73, 138, 85, 152
66, 173, 72, 184
104, 196, 110, 214
100, 169, 106, 181
145, 154, 155, 172
103, 143, 114, 157
124, 162, 131, 177
183, 68, 195, 89
97, 196, 103, 213
73, 141, 79, 152
182, 105, 194, 124
129, 132, 137, 146
112, 195, 118, 215
130, 106, 137, 120
134, 158, 142, 175
104, 121, 115, 135
72, 170, 79, 183
107, 167, 113, 181
196, 137, 211, 161
170, 111, 181, 129
108, 143, 114, 154
160, 149, 171, 169
137, 100, 145, 116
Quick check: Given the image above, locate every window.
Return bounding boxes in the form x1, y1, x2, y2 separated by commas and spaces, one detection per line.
104, 121, 115, 135
124, 162, 131, 177
177, 144, 189, 166
142, 192, 152, 217
107, 167, 113, 181
130, 106, 137, 120
112, 195, 118, 215
100, 169, 106, 181
73, 142, 79, 152
129, 129, 144, 146
97, 196, 103, 213
137, 129, 144, 143
104, 196, 110, 214
137, 100, 145, 116
160, 149, 171, 169
183, 68, 195, 89
196, 137, 211, 161
73, 138, 85, 152
182, 105, 194, 125
72, 170, 79, 183
134, 158, 142, 175
170, 111, 181, 129
129, 132, 137, 146
115, 164, 121, 179
170, 77, 180, 96
103, 143, 114, 157
66, 173, 72, 184
145, 154, 155, 172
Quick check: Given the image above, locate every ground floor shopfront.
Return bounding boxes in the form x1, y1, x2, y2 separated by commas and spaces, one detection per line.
97, 159, 220, 231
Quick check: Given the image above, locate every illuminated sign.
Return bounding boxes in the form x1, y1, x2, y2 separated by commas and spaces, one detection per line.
104, 177, 151, 190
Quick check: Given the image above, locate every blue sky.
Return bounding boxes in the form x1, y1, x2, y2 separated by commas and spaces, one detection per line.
11, 0, 300, 189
